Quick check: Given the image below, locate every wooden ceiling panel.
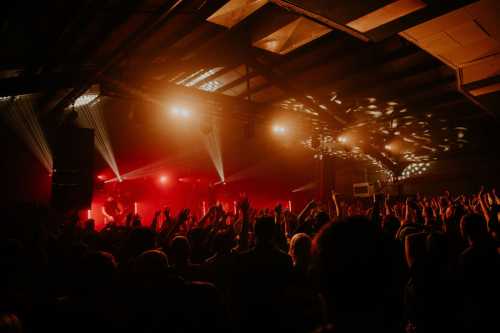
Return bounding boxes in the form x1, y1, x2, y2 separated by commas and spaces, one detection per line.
252, 17, 331, 54
282, 0, 394, 25
207, 0, 268, 28
347, 0, 427, 33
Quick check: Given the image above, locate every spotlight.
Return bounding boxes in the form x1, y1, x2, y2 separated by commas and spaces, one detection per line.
77, 97, 121, 181
337, 136, 348, 143
202, 120, 225, 183
272, 125, 286, 134
73, 93, 98, 107
384, 144, 392, 151
171, 106, 181, 116
159, 175, 168, 184
97, 174, 106, 180
171, 106, 191, 118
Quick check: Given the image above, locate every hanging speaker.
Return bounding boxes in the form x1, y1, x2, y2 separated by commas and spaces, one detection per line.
50, 127, 94, 211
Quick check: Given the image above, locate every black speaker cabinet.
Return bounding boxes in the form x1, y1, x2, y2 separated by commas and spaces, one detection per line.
50, 127, 94, 211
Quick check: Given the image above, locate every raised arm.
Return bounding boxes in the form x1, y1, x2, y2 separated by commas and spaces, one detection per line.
372, 193, 383, 227
331, 190, 340, 218
238, 197, 251, 252
477, 186, 490, 225
164, 208, 190, 241
298, 200, 316, 224
151, 210, 161, 232
159, 207, 171, 234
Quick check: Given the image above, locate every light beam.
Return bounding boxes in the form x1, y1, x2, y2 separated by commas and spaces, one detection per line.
0, 95, 53, 173
75, 96, 122, 181
201, 119, 225, 182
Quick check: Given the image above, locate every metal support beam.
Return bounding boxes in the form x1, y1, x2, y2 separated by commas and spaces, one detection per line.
269, 0, 370, 42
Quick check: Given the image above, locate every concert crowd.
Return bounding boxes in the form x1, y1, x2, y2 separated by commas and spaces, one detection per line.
1, 188, 500, 333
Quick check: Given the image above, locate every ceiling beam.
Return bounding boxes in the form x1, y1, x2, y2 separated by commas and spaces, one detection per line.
268, 0, 370, 42
46, 0, 186, 116
348, 61, 444, 95
100, 75, 263, 121
0, 70, 93, 97
238, 37, 370, 99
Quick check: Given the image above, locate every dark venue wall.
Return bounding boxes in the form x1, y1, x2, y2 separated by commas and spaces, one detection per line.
0, 121, 51, 207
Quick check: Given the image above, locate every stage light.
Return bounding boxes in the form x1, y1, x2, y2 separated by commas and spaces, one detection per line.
159, 175, 168, 184
171, 106, 181, 116
73, 93, 98, 107
113, 148, 204, 183
87, 209, 92, 220
272, 125, 286, 134
337, 136, 348, 143
76, 96, 122, 182
134, 202, 138, 214
1, 95, 53, 172
97, 174, 106, 180
170, 106, 191, 118
384, 144, 392, 150
202, 119, 225, 183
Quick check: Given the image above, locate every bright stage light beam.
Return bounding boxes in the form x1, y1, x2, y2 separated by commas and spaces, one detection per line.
75, 96, 122, 181
291, 181, 317, 193
202, 119, 225, 183
1, 95, 53, 173
109, 148, 205, 183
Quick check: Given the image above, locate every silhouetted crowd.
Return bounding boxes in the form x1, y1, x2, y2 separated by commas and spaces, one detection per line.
2, 188, 500, 333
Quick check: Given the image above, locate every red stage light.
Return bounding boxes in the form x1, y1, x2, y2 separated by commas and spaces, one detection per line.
159, 175, 168, 184
97, 174, 106, 180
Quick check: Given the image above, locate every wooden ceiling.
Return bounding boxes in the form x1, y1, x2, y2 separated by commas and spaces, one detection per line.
1, 0, 498, 177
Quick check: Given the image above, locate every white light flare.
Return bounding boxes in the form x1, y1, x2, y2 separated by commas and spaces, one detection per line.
76, 96, 122, 182
1, 95, 53, 173
170, 106, 191, 118
202, 120, 225, 183
337, 136, 348, 143
272, 124, 287, 134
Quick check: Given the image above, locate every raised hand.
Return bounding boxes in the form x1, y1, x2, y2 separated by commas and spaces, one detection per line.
306, 199, 317, 209
177, 208, 190, 223
238, 196, 251, 215
274, 203, 283, 216
163, 207, 170, 218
